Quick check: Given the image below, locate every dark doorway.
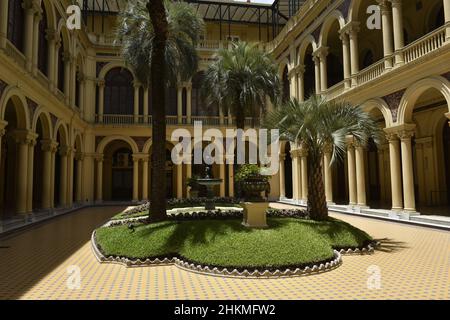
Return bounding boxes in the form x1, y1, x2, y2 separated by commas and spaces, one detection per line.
284, 143, 293, 199
111, 148, 133, 200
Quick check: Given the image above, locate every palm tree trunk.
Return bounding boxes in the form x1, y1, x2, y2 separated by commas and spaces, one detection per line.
148, 0, 168, 221
307, 154, 328, 220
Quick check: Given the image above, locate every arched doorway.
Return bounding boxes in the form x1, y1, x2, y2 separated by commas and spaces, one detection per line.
325, 20, 344, 88
443, 124, 450, 204
104, 68, 134, 115
303, 43, 316, 98
332, 155, 348, 205
32, 114, 51, 210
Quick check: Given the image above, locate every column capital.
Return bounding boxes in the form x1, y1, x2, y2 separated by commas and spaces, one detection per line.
75, 152, 85, 161
22, 0, 39, 13
290, 149, 300, 158
341, 21, 361, 36
298, 145, 308, 157
12, 130, 37, 145
133, 80, 142, 89
294, 64, 305, 74
279, 153, 286, 161
59, 145, 72, 157
323, 143, 333, 154
0, 119, 8, 131
389, 0, 403, 7
97, 80, 105, 88
95, 154, 104, 162
132, 153, 146, 162
313, 46, 329, 59
398, 129, 415, 141
345, 135, 355, 148
45, 29, 58, 42
41, 139, 59, 152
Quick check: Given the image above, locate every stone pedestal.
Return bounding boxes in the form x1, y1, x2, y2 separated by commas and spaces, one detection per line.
241, 202, 269, 228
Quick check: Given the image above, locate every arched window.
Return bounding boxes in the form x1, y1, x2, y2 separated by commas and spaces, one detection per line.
165, 86, 177, 116
38, 3, 49, 76
104, 68, 134, 114
192, 72, 205, 116
7, 0, 24, 52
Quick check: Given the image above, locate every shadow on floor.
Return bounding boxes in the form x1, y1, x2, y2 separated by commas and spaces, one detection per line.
373, 238, 409, 253
0, 206, 126, 300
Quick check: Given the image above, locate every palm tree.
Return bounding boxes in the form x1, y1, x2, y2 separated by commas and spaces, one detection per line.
264, 95, 381, 221
117, 0, 204, 221
202, 42, 281, 130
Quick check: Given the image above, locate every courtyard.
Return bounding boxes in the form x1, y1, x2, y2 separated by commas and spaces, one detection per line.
0, 204, 448, 300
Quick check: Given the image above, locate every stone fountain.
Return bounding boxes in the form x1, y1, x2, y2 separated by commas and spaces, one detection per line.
196, 165, 222, 210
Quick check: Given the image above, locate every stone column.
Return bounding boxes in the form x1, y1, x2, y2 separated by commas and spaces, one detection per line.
299, 148, 308, 201
288, 70, 297, 99
67, 147, 74, 207
142, 156, 149, 201
296, 65, 305, 101
355, 143, 367, 207
134, 81, 140, 123
386, 133, 403, 210
399, 130, 416, 211
23, 0, 36, 72
379, 1, 394, 68
26, 137, 37, 213
348, 23, 360, 86
228, 163, 234, 197
0, 124, 5, 189
41, 140, 57, 209
0, 0, 8, 49
317, 47, 329, 93
323, 145, 333, 203
132, 155, 140, 202
176, 163, 183, 199
143, 88, 149, 123
186, 163, 192, 198
78, 76, 85, 114
75, 154, 84, 203
340, 32, 351, 89
313, 56, 321, 94
96, 155, 103, 202
219, 162, 226, 197
98, 81, 105, 123
444, 0, 450, 40
53, 39, 61, 93
279, 154, 286, 199
70, 59, 77, 109
177, 84, 183, 124
291, 150, 299, 201
390, 0, 405, 65
50, 142, 57, 208
219, 107, 225, 125
186, 84, 192, 124
59, 146, 69, 207
46, 30, 56, 91
14, 131, 31, 214
32, 10, 42, 76
346, 137, 357, 205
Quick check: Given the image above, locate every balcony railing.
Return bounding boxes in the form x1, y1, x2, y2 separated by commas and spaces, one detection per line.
403, 24, 447, 64
95, 114, 258, 127
4, 40, 26, 69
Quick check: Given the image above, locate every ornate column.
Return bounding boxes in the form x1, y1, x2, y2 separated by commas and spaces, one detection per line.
59, 146, 69, 207
26, 135, 37, 213
132, 155, 140, 202
399, 129, 416, 212
346, 137, 357, 205
348, 23, 360, 86
50, 141, 57, 208
317, 47, 329, 93
15, 133, 29, 214
67, 147, 74, 207
41, 140, 57, 209
23, 0, 37, 72
390, 0, 405, 65
96, 155, 103, 202
323, 144, 333, 203
355, 143, 367, 207
46, 30, 57, 91
0, 0, 8, 49
78, 75, 85, 114
186, 84, 192, 124
142, 156, 149, 201
32, 9, 42, 76
279, 154, 286, 199
313, 56, 321, 94
386, 133, 403, 210
176, 163, 183, 199
340, 31, 351, 89
299, 147, 308, 201
228, 163, 234, 197
143, 87, 149, 123
134, 81, 140, 123
288, 69, 297, 99
177, 84, 183, 124
97, 80, 105, 123
219, 107, 225, 125
53, 39, 61, 93
186, 162, 192, 198
379, 1, 394, 68
75, 153, 84, 203
70, 58, 77, 109
296, 65, 305, 102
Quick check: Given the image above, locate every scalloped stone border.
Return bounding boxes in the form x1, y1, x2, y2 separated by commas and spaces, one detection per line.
91, 230, 376, 278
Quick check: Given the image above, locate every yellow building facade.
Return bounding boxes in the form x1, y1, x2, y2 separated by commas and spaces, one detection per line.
0, 0, 449, 229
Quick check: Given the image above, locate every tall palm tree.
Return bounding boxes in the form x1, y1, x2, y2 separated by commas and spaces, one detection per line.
202, 42, 281, 130
264, 95, 381, 221
117, 0, 204, 221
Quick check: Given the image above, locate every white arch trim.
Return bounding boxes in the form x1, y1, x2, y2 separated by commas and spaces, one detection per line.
31, 106, 53, 139
98, 62, 136, 80
96, 135, 139, 154
0, 86, 31, 129
360, 98, 393, 128
318, 10, 346, 47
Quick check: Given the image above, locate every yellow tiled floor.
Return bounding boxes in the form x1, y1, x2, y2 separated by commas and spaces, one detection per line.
0, 204, 448, 300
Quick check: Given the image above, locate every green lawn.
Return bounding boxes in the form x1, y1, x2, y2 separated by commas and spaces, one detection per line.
95, 217, 372, 269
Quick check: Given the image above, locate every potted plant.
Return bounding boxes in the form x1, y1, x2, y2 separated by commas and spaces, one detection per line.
235, 165, 271, 228
186, 176, 200, 198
